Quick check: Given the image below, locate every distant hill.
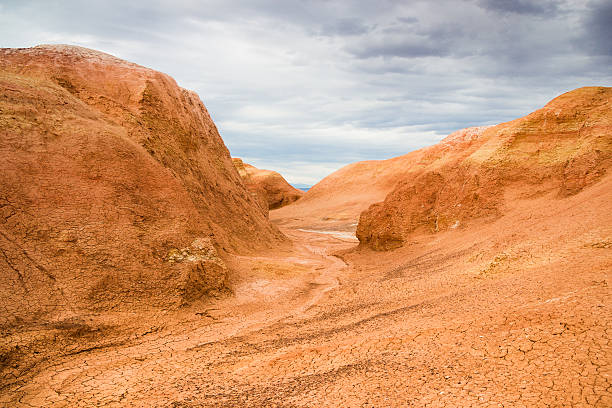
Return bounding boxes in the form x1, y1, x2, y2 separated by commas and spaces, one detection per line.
272, 87, 612, 242
232, 159, 304, 211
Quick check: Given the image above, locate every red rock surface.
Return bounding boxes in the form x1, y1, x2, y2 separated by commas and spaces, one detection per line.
4, 176, 610, 406
1, 68, 610, 406
0, 45, 285, 325
357, 87, 612, 250
232, 158, 303, 211
271, 126, 490, 231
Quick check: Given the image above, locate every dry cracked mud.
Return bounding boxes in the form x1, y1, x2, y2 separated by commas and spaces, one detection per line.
2, 202, 610, 407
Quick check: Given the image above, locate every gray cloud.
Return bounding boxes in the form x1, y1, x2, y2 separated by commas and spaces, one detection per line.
585, 0, 612, 57
0, 0, 610, 185
349, 41, 450, 59
477, 0, 561, 15
319, 18, 372, 37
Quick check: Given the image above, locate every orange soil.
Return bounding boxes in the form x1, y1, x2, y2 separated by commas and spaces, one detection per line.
271, 126, 490, 231
358, 87, 612, 250
0, 47, 610, 407
0, 45, 284, 326
233, 158, 303, 212
2, 173, 610, 406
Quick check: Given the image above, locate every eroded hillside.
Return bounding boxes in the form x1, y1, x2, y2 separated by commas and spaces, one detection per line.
357, 87, 612, 250
0, 45, 285, 326
232, 158, 303, 212
271, 127, 491, 231
0, 49, 610, 407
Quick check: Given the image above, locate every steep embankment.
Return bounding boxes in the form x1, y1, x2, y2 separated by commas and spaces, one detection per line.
271, 127, 489, 230
232, 158, 303, 212
0, 45, 285, 325
357, 87, 612, 250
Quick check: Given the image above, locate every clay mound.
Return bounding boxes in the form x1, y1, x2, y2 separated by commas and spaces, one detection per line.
357, 87, 612, 250
232, 158, 303, 211
272, 126, 490, 230
0, 45, 285, 325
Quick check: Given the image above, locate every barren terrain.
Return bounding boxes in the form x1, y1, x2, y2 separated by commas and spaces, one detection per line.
0, 47, 610, 407
0, 45, 284, 326
2, 172, 611, 406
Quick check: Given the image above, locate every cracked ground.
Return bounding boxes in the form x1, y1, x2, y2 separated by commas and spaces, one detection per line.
1, 177, 611, 407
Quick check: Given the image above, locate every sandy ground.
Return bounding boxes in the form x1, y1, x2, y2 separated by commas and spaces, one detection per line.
2, 177, 611, 407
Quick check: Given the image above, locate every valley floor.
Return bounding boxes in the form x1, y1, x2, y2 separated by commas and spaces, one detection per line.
2, 177, 611, 407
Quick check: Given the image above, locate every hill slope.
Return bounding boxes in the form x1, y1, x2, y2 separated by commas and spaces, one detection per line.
271, 127, 490, 230
357, 87, 612, 249
0, 45, 285, 325
233, 158, 303, 212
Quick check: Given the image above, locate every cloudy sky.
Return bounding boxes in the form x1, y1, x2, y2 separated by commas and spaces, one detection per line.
1, 0, 610, 186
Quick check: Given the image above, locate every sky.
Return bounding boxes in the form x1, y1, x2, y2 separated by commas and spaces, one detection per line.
1, 0, 611, 186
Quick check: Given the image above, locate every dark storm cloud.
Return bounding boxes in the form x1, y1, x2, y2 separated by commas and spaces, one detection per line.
344, 16, 456, 59
344, 3, 575, 64
477, 0, 561, 15
585, 0, 612, 57
319, 18, 372, 37
0, 0, 610, 185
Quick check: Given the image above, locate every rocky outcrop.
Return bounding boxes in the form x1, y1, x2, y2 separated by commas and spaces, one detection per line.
357, 87, 612, 250
0, 45, 285, 325
232, 158, 303, 211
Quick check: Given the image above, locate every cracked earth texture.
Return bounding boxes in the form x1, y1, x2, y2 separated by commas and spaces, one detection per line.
1, 171, 611, 407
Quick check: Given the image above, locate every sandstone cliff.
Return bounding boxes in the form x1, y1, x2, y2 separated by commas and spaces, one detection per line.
0, 45, 285, 325
232, 158, 303, 212
357, 87, 612, 250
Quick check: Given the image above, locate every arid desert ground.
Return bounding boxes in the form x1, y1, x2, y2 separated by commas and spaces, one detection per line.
1, 46, 611, 407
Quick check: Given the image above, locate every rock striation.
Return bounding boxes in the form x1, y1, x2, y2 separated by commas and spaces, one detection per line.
232, 158, 303, 211
0, 45, 285, 325
357, 87, 612, 250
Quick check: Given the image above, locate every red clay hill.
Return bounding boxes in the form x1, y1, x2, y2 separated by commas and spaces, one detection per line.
232, 158, 303, 213
357, 87, 612, 250
273, 88, 611, 244
1, 46, 610, 405
0, 45, 285, 326
271, 126, 490, 230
